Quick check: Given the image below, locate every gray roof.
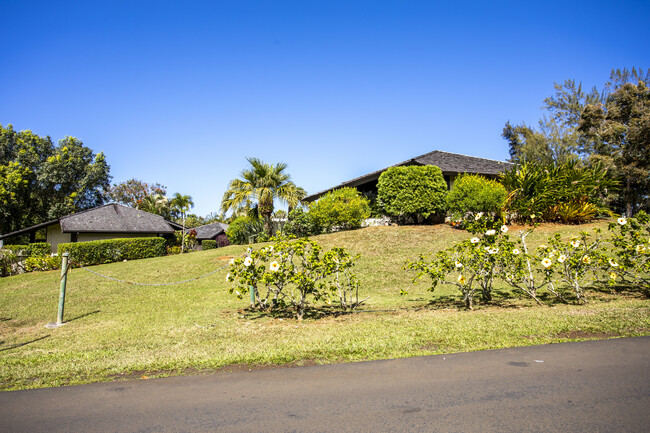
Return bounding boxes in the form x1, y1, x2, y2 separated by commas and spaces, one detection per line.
304, 150, 513, 202
60, 204, 179, 233
0, 203, 182, 240
186, 222, 229, 240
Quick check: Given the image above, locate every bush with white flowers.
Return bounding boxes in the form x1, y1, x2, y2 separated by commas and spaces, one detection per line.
227, 237, 364, 320
606, 211, 650, 296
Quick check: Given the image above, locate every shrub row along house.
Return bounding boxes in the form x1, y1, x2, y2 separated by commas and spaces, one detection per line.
0, 203, 183, 253
303, 150, 513, 202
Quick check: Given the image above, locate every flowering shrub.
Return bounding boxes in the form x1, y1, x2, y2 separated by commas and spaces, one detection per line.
406, 215, 513, 309
606, 212, 650, 296
226, 237, 364, 319
536, 230, 607, 304
24, 255, 61, 272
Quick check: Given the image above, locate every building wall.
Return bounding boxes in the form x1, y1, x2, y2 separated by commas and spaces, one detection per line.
46, 224, 71, 253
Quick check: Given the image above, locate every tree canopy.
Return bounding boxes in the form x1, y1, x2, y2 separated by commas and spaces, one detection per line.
502, 68, 650, 216
0, 124, 111, 234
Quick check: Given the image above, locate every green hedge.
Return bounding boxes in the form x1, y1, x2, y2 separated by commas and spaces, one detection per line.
57, 237, 167, 266
202, 240, 217, 250
3, 242, 52, 257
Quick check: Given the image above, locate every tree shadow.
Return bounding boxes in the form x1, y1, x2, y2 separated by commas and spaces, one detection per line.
0, 335, 50, 352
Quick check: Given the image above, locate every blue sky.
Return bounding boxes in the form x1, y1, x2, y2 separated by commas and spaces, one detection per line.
2, 0, 648, 217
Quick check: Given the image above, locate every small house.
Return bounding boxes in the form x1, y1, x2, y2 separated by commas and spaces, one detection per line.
0, 203, 183, 252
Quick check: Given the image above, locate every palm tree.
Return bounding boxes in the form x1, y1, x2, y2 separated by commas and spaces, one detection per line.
171, 193, 194, 253
138, 194, 171, 219
221, 157, 306, 234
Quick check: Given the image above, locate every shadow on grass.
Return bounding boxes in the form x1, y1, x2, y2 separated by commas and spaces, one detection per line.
66, 310, 101, 323
0, 317, 11, 322
0, 335, 50, 352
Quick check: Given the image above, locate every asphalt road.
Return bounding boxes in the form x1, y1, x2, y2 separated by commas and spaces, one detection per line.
1, 337, 649, 433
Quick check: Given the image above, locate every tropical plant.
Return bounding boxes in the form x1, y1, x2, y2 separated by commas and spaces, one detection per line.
500, 160, 617, 223
171, 193, 194, 253
226, 216, 267, 245
221, 158, 306, 235
283, 207, 320, 238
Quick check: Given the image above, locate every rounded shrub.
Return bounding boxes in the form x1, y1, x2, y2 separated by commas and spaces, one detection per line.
377, 165, 447, 223
309, 187, 371, 232
226, 216, 267, 244
283, 208, 320, 237
446, 174, 507, 222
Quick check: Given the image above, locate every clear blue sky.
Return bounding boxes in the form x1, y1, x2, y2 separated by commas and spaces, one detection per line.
2, 0, 648, 217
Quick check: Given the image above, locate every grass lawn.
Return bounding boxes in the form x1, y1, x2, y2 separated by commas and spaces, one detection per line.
1, 221, 649, 391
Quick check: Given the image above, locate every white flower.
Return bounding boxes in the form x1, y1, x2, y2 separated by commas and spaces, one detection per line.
267, 246, 274, 252
608, 259, 618, 267
500, 225, 508, 233
486, 229, 496, 236
458, 275, 466, 284
558, 255, 567, 263
475, 212, 484, 220
488, 247, 498, 255
582, 255, 591, 264
455, 261, 463, 268
470, 237, 480, 244
229, 258, 235, 265
609, 272, 617, 280
571, 240, 580, 248
636, 244, 646, 254
541, 258, 552, 268
539, 244, 548, 250
269, 261, 280, 272
512, 248, 520, 255
618, 217, 627, 225
244, 257, 253, 267
226, 273, 231, 282
530, 214, 536, 219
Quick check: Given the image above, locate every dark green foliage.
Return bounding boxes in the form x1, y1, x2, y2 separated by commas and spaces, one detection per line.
309, 187, 371, 232
202, 240, 217, 250
0, 124, 111, 234
377, 165, 448, 223
446, 174, 507, 221
283, 208, 320, 237
500, 160, 617, 223
226, 216, 267, 244
57, 237, 167, 266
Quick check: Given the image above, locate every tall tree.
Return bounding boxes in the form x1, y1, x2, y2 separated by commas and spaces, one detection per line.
0, 124, 111, 234
171, 193, 194, 253
579, 71, 650, 216
107, 179, 166, 208
221, 157, 306, 234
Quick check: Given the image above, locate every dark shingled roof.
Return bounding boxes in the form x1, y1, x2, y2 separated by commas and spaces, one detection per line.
0, 204, 182, 240
60, 204, 179, 233
303, 150, 513, 202
186, 222, 229, 240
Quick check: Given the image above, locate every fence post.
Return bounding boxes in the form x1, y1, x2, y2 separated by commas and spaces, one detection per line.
249, 285, 256, 307
57, 252, 70, 325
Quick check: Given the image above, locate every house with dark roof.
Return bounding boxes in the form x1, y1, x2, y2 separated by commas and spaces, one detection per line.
186, 222, 230, 248
0, 204, 183, 252
303, 150, 513, 202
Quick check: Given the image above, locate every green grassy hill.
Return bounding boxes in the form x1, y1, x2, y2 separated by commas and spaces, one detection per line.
1, 222, 649, 390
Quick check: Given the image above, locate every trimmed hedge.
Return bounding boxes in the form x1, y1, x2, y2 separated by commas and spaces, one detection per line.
202, 240, 217, 250
377, 165, 448, 222
3, 242, 52, 257
57, 237, 167, 266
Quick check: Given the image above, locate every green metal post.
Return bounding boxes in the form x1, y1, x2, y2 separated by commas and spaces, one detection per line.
57, 253, 70, 325
249, 285, 256, 307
